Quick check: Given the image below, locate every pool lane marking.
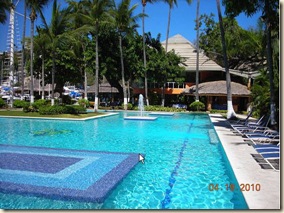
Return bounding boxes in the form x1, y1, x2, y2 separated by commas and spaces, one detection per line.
161, 115, 195, 209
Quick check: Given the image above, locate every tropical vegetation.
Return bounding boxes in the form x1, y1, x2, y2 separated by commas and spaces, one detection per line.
0, 0, 12, 24
197, 0, 279, 126
0, 0, 279, 128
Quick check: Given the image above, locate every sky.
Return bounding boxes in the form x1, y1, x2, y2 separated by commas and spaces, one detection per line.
0, 0, 262, 53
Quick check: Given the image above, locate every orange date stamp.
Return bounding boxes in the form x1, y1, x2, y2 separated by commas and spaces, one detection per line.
208, 183, 261, 191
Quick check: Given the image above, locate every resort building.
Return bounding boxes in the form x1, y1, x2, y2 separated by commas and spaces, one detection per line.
133, 34, 259, 112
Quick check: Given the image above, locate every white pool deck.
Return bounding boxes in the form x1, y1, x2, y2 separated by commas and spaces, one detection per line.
209, 114, 280, 209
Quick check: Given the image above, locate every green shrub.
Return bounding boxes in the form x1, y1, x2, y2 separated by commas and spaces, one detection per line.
13, 100, 29, 108
71, 105, 87, 114
38, 105, 87, 115
63, 105, 77, 114
0, 98, 6, 108
127, 103, 133, 110
135, 105, 186, 112
78, 99, 90, 108
23, 105, 37, 112
38, 105, 65, 115
64, 105, 86, 114
32, 99, 48, 110
189, 101, 205, 111
210, 109, 227, 114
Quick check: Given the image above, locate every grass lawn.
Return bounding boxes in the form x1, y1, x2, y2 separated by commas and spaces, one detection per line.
0, 110, 103, 119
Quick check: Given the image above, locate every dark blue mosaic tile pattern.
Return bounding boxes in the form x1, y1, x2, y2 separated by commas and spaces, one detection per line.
0, 153, 82, 174
0, 144, 140, 203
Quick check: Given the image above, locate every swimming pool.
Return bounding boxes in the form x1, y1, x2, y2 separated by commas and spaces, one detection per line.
0, 112, 248, 209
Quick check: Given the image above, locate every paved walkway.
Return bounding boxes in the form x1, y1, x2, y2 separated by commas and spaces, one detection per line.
209, 114, 280, 209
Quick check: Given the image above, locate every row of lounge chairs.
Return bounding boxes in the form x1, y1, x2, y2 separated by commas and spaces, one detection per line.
229, 113, 280, 171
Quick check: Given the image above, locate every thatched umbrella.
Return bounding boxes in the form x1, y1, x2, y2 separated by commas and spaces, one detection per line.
182, 80, 251, 97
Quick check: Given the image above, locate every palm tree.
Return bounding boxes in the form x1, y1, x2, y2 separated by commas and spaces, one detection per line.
195, 0, 200, 102
216, 0, 236, 119
163, 0, 192, 52
0, 0, 12, 24
112, 0, 141, 110
34, 27, 49, 99
161, 0, 192, 106
263, 0, 277, 126
141, 0, 157, 106
67, 0, 88, 100
20, 0, 27, 98
78, 0, 113, 112
26, 0, 50, 104
39, 0, 70, 105
221, 0, 278, 126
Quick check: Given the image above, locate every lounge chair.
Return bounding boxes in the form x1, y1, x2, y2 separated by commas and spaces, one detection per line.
231, 115, 271, 135
252, 152, 280, 171
253, 143, 280, 149
243, 133, 279, 145
230, 114, 264, 128
255, 147, 279, 154
245, 129, 278, 137
229, 109, 254, 125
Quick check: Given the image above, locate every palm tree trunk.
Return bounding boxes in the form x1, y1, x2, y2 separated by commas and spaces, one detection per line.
51, 49, 55, 106
82, 44, 88, 100
0, 58, 3, 85
119, 35, 127, 110
195, 0, 200, 102
142, 4, 149, 106
84, 67, 88, 100
127, 80, 130, 102
30, 17, 34, 104
216, 0, 236, 119
41, 56, 45, 99
264, 0, 276, 126
161, 82, 165, 107
165, 5, 172, 52
161, 5, 172, 107
94, 33, 99, 112
21, 0, 26, 98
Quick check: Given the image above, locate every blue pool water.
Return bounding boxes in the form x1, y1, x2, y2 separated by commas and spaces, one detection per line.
0, 112, 248, 209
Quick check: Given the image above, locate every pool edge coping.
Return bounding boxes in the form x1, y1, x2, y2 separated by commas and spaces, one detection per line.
209, 114, 280, 210
0, 112, 119, 121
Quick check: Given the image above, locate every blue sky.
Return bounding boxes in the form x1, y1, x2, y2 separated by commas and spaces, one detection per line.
0, 0, 262, 52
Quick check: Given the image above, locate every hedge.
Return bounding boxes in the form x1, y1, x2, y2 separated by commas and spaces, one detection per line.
133, 105, 186, 112
0, 98, 6, 108
38, 105, 65, 115
38, 105, 87, 115
13, 100, 29, 108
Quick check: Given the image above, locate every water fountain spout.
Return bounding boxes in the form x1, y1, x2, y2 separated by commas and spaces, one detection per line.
138, 94, 144, 117
124, 94, 157, 120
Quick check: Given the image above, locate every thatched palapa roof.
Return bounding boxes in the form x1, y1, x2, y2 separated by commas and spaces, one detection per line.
182, 80, 251, 97
87, 83, 119, 93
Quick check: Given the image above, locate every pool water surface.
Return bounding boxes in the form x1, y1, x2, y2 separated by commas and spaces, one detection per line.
0, 112, 248, 209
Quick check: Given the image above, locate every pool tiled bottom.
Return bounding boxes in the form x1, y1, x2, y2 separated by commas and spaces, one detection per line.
0, 144, 139, 203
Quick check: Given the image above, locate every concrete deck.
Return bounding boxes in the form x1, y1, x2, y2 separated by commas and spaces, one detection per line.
209, 114, 280, 209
